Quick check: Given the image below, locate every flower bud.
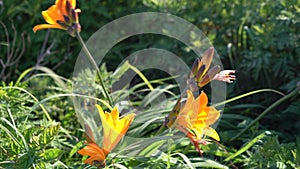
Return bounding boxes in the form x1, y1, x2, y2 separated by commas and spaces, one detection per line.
200, 47, 214, 74
198, 65, 221, 87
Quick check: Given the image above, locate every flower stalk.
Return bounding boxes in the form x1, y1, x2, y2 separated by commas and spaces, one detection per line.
75, 32, 113, 106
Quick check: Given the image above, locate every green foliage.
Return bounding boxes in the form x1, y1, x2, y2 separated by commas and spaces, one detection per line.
0, 81, 84, 168
0, 83, 58, 168
1, 0, 299, 168
243, 136, 300, 169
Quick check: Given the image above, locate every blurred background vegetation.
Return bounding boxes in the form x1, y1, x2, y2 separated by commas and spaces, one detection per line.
1, 0, 299, 168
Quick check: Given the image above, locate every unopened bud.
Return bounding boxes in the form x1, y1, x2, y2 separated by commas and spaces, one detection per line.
195, 64, 206, 81
191, 58, 202, 78
201, 47, 214, 74
198, 65, 221, 87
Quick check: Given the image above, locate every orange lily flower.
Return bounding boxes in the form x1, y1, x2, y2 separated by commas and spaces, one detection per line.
78, 105, 135, 167
33, 0, 81, 36
166, 90, 220, 154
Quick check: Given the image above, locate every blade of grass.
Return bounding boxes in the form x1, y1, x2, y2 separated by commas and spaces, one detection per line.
191, 158, 229, 169
0, 123, 21, 147
28, 93, 112, 113
212, 89, 285, 107
231, 88, 299, 141
127, 62, 154, 91
6, 107, 16, 128
16, 66, 68, 92
1, 117, 28, 151
138, 140, 166, 157
224, 132, 266, 162
173, 152, 195, 169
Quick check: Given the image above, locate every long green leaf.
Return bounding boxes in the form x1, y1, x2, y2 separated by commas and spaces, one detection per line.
212, 89, 285, 107
224, 132, 266, 162
127, 62, 154, 91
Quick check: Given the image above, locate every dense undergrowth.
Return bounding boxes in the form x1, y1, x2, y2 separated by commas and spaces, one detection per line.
1, 0, 299, 168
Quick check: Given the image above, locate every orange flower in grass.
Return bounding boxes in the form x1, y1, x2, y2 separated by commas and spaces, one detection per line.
78, 105, 135, 167
33, 0, 81, 36
166, 90, 220, 154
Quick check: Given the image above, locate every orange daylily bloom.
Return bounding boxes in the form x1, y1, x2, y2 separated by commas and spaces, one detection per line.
78, 105, 135, 167
33, 0, 81, 36
166, 90, 220, 153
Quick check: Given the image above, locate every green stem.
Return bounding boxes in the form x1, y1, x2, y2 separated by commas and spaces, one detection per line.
75, 32, 113, 106
182, 143, 191, 155
155, 124, 165, 136
231, 88, 299, 141
167, 129, 172, 169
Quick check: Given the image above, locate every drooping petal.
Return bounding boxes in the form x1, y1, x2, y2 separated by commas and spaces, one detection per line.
78, 143, 105, 156
203, 127, 220, 141
33, 24, 65, 32
78, 143, 106, 165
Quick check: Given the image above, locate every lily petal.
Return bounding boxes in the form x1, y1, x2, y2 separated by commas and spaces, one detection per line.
42, 6, 64, 24
78, 143, 106, 165
203, 127, 220, 141
56, 0, 67, 16
200, 47, 214, 75
96, 104, 135, 153
206, 107, 220, 125
33, 24, 65, 32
